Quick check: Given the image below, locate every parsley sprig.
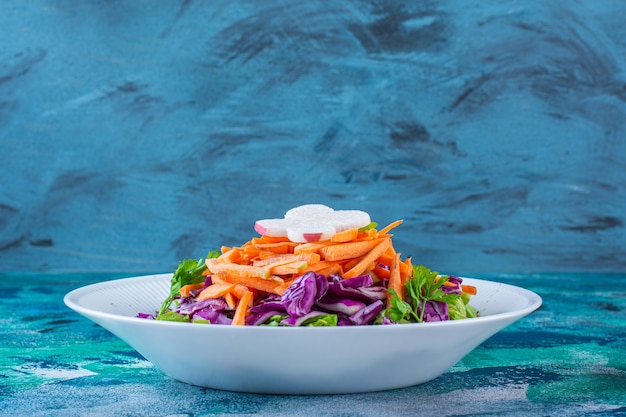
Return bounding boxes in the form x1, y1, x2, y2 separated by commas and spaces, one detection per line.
157, 250, 220, 317
387, 264, 457, 323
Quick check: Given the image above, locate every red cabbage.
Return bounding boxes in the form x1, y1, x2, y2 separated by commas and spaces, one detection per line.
441, 275, 463, 295
245, 310, 285, 326
347, 300, 384, 325
194, 307, 232, 325
326, 274, 386, 303
177, 297, 229, 316
420, 300, 449, 322
281, 271, 329, 317
280, 311, 327, 326
315, 295, 366, 316
333, 273, 373, 289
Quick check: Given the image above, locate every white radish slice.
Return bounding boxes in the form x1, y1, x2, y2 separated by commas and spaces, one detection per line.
285, 204, 334, 220
287, 222, 336, 243
254, 204, 371, 243
254, 218, 292, 237
327, 210, 372, 233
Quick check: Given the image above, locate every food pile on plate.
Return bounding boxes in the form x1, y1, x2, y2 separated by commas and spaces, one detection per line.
142, 204, 478, 326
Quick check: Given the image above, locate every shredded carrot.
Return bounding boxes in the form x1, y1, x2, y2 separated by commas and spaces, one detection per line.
219, 248, 242, 263
342, 256, 362, 272
196, 283, 236, 301
373, 264, 391, 279
251, 235, 292, 244
270, 261, 308, 275
462, 284, 477, 295
320, 239, 385, 262
314, 263, 344, 277
293, 241, 335, 255
253, 252, 320, 268
179, 282, 206, 297
210, 273, 228, 285
206, 259, 271, 279
231, 284, 251, 301
307, 260, 342, 273
273, 277, 296, 295
387, 252, 403, 308
377, 219, 403, 236
163, 213, 481, 326
223, 292, 237, 309
357, 228, 378, 240
343, 238, 392, 279
253, 241, 298, 254
232, 290, 254, 326
330, 228, 359, 242
217, 271, 284, 295
401, 257, 413, 284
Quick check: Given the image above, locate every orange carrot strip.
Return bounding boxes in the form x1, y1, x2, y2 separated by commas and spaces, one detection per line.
252, 252, 317, 266
217, 272, 284, 295
206, 260, 271, 279
377, 219, 403, 236
302, 252, 321, 264
270, 261, 308, 275
252, 235, 291, 244
210, 274, 228, 285
196, 283, 235, 301
356, 229, 378, 240
179, 282, 206, 297
232, 290, 254, 326
257, 250, 280, 260
373, 265, 391, 279
342, 256, 363, 272
253, 253, 298, 267
398, 258, 411, 278
315, 263, 344, 277
255, 252, 320, 268
306, 260, 341, 272
343, 238, 392, 279
224, 292, 237, 309
462, 284, 477, 295
401, 257, 413, 284
387, 253, 403, 308
273, 277, 296, 295
377, 254, 394, 267
320, 239, 384, 262
377, 245, 397, 266
219, 248, 242, 263
293, 241, 334, 255
242, 244, 261, 257
229, 283, 246, 297
331, 228, 359, 242
254, 241, 298, 254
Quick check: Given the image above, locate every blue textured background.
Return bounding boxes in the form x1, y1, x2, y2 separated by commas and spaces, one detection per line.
1, 1, 624, 274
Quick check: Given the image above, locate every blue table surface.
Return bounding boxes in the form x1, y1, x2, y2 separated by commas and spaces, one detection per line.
1, 272, 624, 416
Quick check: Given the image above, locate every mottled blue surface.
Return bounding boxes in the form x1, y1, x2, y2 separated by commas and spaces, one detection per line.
1, 1, 625, 274
1, 273, 625, 416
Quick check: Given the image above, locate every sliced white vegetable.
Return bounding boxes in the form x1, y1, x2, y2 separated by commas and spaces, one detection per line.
285, 204, 334, 220
254, 204, 371, 243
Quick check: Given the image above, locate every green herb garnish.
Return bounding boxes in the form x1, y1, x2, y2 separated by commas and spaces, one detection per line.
157, 250, 220, 317
359, 222, 378, 231
386, 264, 457, 323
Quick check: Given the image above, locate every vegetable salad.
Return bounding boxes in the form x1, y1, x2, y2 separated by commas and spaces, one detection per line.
140, 206, 478, 326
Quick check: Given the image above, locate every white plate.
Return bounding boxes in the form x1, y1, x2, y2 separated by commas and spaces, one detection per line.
64, 274, 542, 394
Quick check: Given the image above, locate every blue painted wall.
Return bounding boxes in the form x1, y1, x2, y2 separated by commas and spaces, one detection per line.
1, 1, 624, 274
